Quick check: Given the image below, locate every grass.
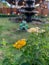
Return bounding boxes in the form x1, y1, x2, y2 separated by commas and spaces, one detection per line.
0, 18, 30, 43
0, 18, 44, 43
0, 17, 49, 65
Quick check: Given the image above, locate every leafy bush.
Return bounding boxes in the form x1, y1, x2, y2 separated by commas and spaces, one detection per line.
25, 33, 49, 65
2, 57, 13, 65
0, 14, 17, 17
18, 32, 49, 65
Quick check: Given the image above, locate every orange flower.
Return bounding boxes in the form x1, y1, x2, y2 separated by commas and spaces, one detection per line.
13, 39, 26, 49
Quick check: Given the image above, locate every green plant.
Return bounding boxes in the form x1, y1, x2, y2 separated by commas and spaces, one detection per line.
2, 57, 13, 65
17, 32, 49, 65
2, 38, 7, 46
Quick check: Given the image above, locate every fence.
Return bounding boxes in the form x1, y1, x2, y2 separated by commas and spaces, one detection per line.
0, 6, 49, 16
0, 7, 18, 15
36, 4, 48, 16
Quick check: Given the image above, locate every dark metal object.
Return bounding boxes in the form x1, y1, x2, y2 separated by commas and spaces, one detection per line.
19, 0, 40, 22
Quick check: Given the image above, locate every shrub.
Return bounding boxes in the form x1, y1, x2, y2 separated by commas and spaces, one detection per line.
20, 32, 49, 65
2, 57, 12, 65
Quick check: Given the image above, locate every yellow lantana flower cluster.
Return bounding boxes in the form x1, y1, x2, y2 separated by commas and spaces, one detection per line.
27, 27, 45, 33
13, 39, 26, 49
27, 27, 40, 33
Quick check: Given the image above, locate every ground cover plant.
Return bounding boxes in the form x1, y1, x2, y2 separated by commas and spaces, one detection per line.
0, 18, 49, 65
